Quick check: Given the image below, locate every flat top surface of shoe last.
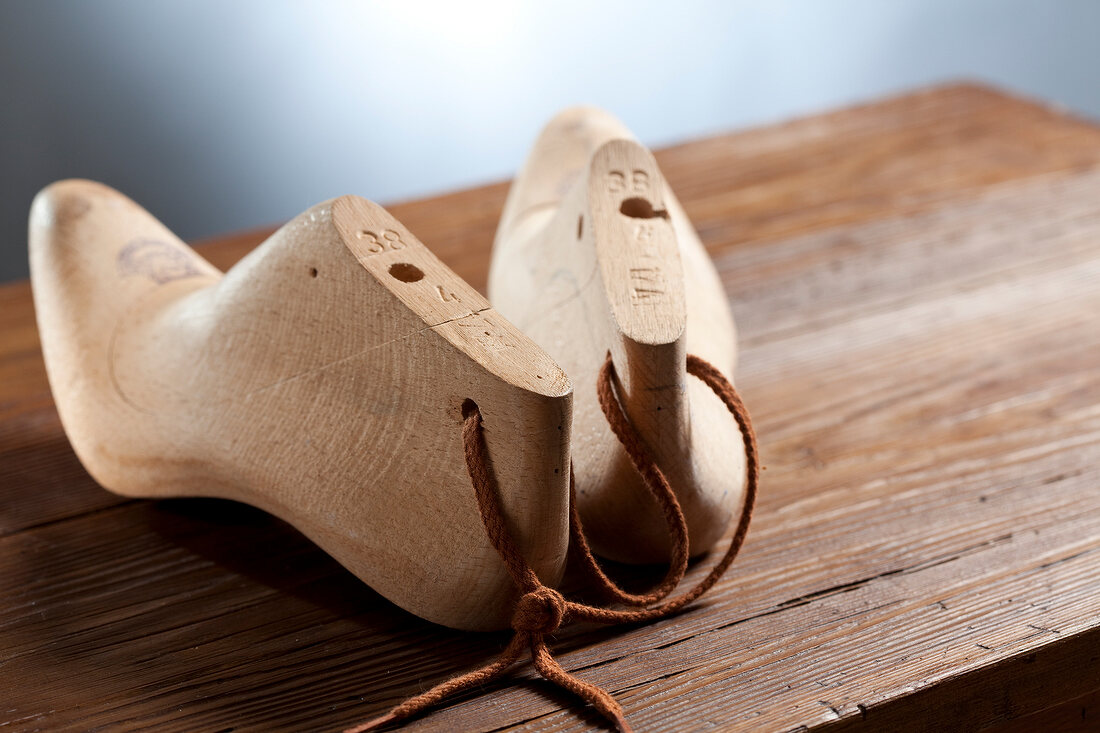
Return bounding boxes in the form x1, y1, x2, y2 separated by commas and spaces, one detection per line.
29, 180, 572, 630
489, 109, 746, 564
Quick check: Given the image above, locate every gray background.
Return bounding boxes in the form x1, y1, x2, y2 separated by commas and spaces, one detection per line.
2, 0, 1098, 282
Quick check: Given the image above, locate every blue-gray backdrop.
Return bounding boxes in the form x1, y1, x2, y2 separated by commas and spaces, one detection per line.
2, 0, 1097, 282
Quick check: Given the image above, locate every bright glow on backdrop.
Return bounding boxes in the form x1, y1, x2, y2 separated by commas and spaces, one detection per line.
1, 0, 1097, 280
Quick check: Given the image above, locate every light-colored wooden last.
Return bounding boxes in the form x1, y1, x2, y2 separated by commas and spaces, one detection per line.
29, 180, 573, 631
489, 108, 745, 564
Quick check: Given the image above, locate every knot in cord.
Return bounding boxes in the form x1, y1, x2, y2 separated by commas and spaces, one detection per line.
512, 587, 566, 634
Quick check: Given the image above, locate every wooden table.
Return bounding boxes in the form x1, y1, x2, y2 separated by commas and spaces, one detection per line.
2, 83, 1099, 732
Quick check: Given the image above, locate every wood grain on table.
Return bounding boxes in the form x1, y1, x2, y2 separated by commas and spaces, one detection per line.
2, 83, 1099, 731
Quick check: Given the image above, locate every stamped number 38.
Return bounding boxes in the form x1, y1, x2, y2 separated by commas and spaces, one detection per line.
357, 229, 406, 255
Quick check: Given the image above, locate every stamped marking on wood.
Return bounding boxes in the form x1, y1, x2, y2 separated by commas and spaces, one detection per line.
606, 169, 651, 194
629, 266, 667, 302
116, 238, 204, 284
437, 284, 461, 302
356, 228, 407, 255
625, 221, 670, 304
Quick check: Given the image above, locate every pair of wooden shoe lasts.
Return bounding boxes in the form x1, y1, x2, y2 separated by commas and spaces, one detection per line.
30, 108, 754, 706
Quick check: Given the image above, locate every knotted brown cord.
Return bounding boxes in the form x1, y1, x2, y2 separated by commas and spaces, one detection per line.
344, 354, 759, 733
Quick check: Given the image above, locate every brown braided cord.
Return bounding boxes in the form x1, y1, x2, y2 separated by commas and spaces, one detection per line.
564, 355, 691, 607
567, 354, 760, 626
343, 353, 759, 733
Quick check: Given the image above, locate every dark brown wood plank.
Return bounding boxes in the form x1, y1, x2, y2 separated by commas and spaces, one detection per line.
2, 83, 1100, 731
991, 687, 1100, 732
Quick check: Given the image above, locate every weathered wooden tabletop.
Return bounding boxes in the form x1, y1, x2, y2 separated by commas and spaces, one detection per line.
2, 83, 1099, 732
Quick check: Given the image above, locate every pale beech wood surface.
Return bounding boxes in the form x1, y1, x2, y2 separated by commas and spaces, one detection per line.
489, 112, 746, 565
2, 84, 1100, 731
26, 183, 572, 632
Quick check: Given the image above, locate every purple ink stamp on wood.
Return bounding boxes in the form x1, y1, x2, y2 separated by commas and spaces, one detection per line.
117, 238, 203, 284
